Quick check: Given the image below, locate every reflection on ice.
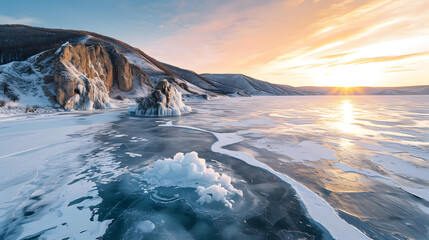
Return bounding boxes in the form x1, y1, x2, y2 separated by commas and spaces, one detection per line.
184, 95, 429, 239
338, 99, 355, 133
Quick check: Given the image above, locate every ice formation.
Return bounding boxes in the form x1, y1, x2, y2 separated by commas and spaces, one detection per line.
128, 79, 192, 117
136, 220, 155, 233
144, 152, 242, 208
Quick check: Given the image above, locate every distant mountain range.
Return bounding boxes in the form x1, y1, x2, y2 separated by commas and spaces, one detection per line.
0, 25, 427, 112
297, 86, 429, 95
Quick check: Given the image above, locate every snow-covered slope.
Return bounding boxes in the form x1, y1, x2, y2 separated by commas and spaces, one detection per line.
201, 73, 307, 96
0, 53, 58, 115
164, 64, 244, 96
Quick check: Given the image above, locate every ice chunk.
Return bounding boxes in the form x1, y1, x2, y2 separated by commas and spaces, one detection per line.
136, 220, 155, 233
144, 152, 242, 208
196, 184, 231, 208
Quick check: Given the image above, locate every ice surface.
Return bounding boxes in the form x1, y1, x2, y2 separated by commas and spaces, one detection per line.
2, 95, 429, 239
214, 118, 276, 127
177, 95, 429, 239
143, 152, 243, 208
253, 138, 336, 162
334, 161, 429, 202
369, 154, 429, 181
0, 111, 122, 239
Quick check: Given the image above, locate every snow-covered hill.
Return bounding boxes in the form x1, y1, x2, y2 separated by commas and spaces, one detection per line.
201, 73, 307, 96
0, 54, 56, 115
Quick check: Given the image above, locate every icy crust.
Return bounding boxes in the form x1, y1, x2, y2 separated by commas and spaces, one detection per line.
128, 79, 192, 117
144, 152, 243, 208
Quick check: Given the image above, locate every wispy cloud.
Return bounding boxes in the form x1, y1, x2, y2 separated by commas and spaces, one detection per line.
385, 68, 415, 73
0, 15, 40, 24
319, 52, 354, 59
140, 0, 429, 87
251, 0, 429, 87
339, 51, 429, 65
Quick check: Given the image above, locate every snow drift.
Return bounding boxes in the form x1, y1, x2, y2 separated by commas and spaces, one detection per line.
144, 151, 243, 208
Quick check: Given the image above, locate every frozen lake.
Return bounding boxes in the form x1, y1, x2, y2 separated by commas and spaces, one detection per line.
0, 95, 428, 239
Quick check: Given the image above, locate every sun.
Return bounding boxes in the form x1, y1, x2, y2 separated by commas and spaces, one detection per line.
315, 64, 384, 87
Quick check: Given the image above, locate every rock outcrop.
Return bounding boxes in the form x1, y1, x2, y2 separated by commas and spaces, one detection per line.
56, 43, 113, 89
110, 51, 133, 91
128, 79, 192, 117
51, 43, 155, 110
131, 64, 152, 89
53, 43, 113, 110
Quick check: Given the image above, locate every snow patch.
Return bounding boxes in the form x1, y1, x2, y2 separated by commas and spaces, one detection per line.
55, 42, 69, 55
124, 52, 163, 74
130, 137, 148, 143
125, 152, 142, 158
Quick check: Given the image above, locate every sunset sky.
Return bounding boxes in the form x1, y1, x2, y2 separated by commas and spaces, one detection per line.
1, 0, 429, 87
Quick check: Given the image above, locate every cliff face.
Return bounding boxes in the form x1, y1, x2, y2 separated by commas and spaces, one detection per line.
53, 43, 112, 109
48, 42, 152, 110
58, 43, 114, 90
110, 51, 132, 91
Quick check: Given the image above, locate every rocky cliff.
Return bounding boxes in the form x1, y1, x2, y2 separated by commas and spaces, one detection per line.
50, 42, 152, 110
53, 43, 112, 109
